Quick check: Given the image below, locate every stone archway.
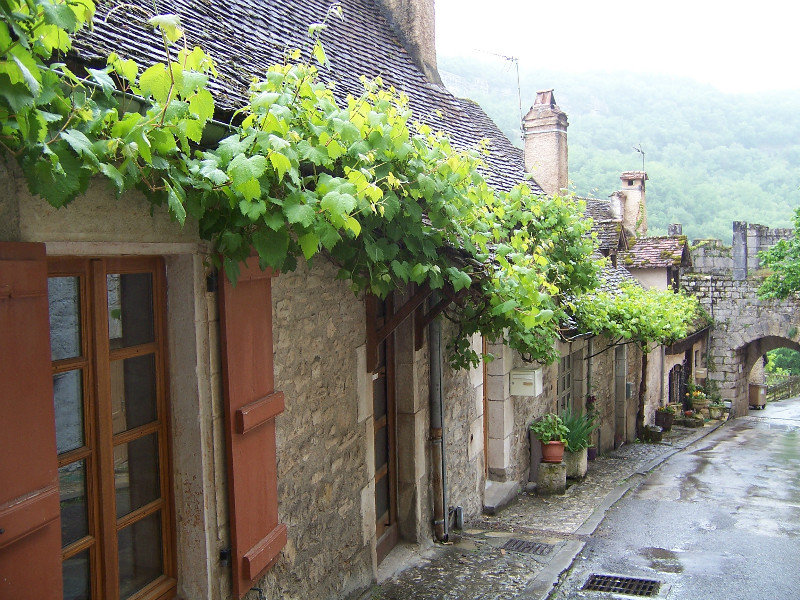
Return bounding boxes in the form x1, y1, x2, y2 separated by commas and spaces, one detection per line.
730, 336, 800, 416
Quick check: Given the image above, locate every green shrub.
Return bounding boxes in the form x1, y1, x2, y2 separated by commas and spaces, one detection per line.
560, 408, 599, 452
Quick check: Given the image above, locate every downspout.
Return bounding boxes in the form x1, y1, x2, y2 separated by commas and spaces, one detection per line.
428, 293, 449, 542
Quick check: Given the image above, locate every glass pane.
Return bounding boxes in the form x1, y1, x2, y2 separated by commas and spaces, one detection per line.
374, 426, 388, 471
49, 277, 81, 361
375, 474, 389, 521
59, 460, 89, 547
110, 354, 158, 434
373, 377, 387, 419
53, 370, 84, 454
118, 511, 163, 600
115, 433, 161, 519
62, 549, 91, 600
108, 273, 154, 349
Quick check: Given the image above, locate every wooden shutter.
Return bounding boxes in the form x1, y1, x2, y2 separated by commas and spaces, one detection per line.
219, 257, 286, 599
0, 242, 63, 599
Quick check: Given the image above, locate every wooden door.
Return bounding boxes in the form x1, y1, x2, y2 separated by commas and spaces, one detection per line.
370, 296, 397, 563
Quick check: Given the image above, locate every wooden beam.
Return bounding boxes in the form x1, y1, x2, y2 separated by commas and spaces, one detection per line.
375, 284, 431, 345
413, 287, 469, 351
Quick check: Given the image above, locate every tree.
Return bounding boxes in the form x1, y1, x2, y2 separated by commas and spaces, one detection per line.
758, 207, 800, 299
573, 281, 700, 437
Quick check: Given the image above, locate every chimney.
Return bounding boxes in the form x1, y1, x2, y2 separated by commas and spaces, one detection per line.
617, 171, 648, 237
668, 223, 683, 236
522, 90, 568, 196
375, 0, 441, 84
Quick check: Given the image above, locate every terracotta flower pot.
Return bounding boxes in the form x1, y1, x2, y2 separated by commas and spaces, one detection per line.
541, 440, 565, 463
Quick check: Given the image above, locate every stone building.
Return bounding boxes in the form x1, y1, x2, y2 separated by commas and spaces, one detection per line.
683, 222, 800, 416
0, 2, 670, 600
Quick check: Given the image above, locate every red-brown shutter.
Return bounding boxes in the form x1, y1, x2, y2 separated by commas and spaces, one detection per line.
0, 242, 63, 599
219, 257, 287, 598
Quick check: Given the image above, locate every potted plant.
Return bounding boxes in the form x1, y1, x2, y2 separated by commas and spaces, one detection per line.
561, 408, 599, 478
530, 413, 568, 463
655, 405, 675, 431
708, 400, 724, 420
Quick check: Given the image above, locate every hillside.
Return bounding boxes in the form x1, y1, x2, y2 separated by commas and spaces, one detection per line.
439, 55, 800, 241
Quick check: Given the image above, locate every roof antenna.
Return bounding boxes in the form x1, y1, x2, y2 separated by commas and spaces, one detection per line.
633, 143, 645, 173
474, 50, 523, 142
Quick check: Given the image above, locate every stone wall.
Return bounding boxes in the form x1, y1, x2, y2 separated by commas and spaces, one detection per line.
442, 330, 485, 521
257, 261, 374, 600
683, 225, 800, 415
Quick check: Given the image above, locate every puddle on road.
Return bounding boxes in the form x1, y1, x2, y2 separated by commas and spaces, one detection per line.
639, 547, 684, 573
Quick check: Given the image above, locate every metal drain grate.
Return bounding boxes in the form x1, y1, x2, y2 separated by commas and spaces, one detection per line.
582, 574, 660, 596
501, 538, 554, 556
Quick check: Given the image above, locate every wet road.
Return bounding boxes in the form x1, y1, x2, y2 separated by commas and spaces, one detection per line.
551, 397, 800, 600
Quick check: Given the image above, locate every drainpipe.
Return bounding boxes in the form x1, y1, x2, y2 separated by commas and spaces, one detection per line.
428, 293, 449, 542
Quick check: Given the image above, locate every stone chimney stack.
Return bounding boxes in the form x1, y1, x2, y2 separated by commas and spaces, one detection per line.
522, 90, 568, 196
668, 223, 683, 236
376, 0, 441, 84
617, 171, 648, 237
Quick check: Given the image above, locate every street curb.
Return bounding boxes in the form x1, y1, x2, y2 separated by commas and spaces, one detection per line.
523, 420, 727, 600
519, 539, 585, 600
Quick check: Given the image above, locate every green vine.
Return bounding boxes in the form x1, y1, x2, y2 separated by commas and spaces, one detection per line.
0, 1, 691, 370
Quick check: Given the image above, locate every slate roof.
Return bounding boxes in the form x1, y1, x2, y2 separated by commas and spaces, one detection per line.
593, 219, 625, 251
582, 197, 615, 222
620, 236, 690, 268
73, 0, 537, 193
598, 265, 638, 294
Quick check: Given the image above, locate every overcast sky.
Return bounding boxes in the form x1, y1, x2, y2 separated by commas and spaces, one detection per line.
435, 0, 799, 94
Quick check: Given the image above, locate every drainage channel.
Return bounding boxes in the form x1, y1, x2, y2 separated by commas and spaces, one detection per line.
501, 538, 554, 556
582, 574, 661, 597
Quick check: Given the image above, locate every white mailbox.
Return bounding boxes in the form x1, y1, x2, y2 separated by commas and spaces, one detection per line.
509, 368, 543, 397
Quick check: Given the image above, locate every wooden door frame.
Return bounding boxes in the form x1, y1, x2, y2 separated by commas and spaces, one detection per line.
369, 295, 398, 564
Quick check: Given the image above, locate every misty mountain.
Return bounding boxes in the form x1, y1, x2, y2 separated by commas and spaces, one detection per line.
439, 55, 800, 241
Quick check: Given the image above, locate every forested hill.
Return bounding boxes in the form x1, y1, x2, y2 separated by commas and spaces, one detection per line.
439, 55, 800, 242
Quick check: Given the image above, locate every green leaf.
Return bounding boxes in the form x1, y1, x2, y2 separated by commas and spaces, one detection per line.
446, 268, 472, 292
41, 2, 78, 32
10, 51, 40, 95
87, 67, 115, 97
188, 88, 214, 122
165, 180, 186, 224
269, 151, 291, 182
312, 40, 328, 67
252, 227, 289, 269
235, 178, 261, 203
298, 232, 319, 259
148, 14, 184, 42
99, 163, 124, 193
320, 191, 357, 217
61, 129, 98, 165
492, 299, 518, 316
228, 153, 267, 187
138, 63, 172, 104
198, 160, 228, 185
284, 202, 316, 227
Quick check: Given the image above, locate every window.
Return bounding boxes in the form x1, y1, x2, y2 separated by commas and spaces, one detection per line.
49, 257, 174, 600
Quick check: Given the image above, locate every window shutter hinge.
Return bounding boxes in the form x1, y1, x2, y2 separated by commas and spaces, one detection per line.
207, 270, 218, 293
219, 547, 231, 567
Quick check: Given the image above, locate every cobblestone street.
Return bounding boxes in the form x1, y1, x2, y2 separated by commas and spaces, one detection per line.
363, 424, 719, 600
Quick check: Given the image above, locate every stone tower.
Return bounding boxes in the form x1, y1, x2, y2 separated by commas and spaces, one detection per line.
376, 0, 441, 84
522, 90, 568, 196
616, 171, 648, 237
